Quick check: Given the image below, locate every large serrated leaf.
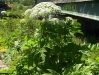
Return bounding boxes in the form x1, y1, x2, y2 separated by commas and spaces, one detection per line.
42, 73, 53, 75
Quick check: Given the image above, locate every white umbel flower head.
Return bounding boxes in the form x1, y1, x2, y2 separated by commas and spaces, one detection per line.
14, 40, 20, 47
66, 17, 73, 21
29, 2, 61, 19
15, 41, 19, 46
24, 9, 32, 16
49, 18, 59, 23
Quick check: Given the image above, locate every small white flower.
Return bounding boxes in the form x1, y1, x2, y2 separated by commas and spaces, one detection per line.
49, 18, 59, 23
24, 9, 32, 16
14, 40, 19, 47
66, 17, 73, 21
20, 19, 26, 24
36, 29, 39, 32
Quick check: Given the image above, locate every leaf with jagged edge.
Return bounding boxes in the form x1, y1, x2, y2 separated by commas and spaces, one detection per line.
47, 69, 60, 75
42, 73, 53, 75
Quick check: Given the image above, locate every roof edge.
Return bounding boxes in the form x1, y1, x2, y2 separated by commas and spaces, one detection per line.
51, 0, 93, 4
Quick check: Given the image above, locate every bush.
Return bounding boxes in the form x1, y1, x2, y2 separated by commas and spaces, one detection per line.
20, 0, 35, 6
3, 17, 94, 75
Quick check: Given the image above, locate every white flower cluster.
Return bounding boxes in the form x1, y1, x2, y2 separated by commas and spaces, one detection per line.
14, 40, 20, 47
24, 9, 32, 16
49, 18, 59, 23
14, 41, 19, 47
66, 17, 73, 21
24, 2, 61, 19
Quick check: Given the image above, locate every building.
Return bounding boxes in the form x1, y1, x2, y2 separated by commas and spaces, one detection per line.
36, 0, 99, 37
36, 0, 51, 3
36, 0, 99, 21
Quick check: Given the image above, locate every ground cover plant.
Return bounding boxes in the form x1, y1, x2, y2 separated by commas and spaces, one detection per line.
0, 1, 99, 75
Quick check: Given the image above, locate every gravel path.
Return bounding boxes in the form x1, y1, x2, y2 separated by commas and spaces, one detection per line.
0, 60, 8, 70
0, 55, 9, 70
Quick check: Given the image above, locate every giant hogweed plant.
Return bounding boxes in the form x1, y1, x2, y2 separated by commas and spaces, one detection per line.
4, 17, 94, 75
2, 2, 99, 75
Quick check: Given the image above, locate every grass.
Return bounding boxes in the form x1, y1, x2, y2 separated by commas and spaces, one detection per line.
0, 46, 8, 53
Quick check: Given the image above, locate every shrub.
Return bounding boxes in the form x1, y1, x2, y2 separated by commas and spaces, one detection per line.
4, 17, 91, 75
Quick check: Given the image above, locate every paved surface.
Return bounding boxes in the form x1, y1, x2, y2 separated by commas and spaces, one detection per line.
0, 54, 8, 70
0, 60, 8, 70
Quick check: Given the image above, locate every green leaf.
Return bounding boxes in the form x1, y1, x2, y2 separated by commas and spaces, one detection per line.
42, 73, 53, 75
86, 72, 93, 75
47, 69, 60, 75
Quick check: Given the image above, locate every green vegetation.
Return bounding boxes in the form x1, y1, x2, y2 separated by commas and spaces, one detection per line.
2, 0, 35, 5
20, 0, 35, 6
0, 1, 99, 75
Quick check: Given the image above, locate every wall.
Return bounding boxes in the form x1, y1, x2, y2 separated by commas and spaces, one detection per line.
57, 1, 99, 21
37, 0, 51, 4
